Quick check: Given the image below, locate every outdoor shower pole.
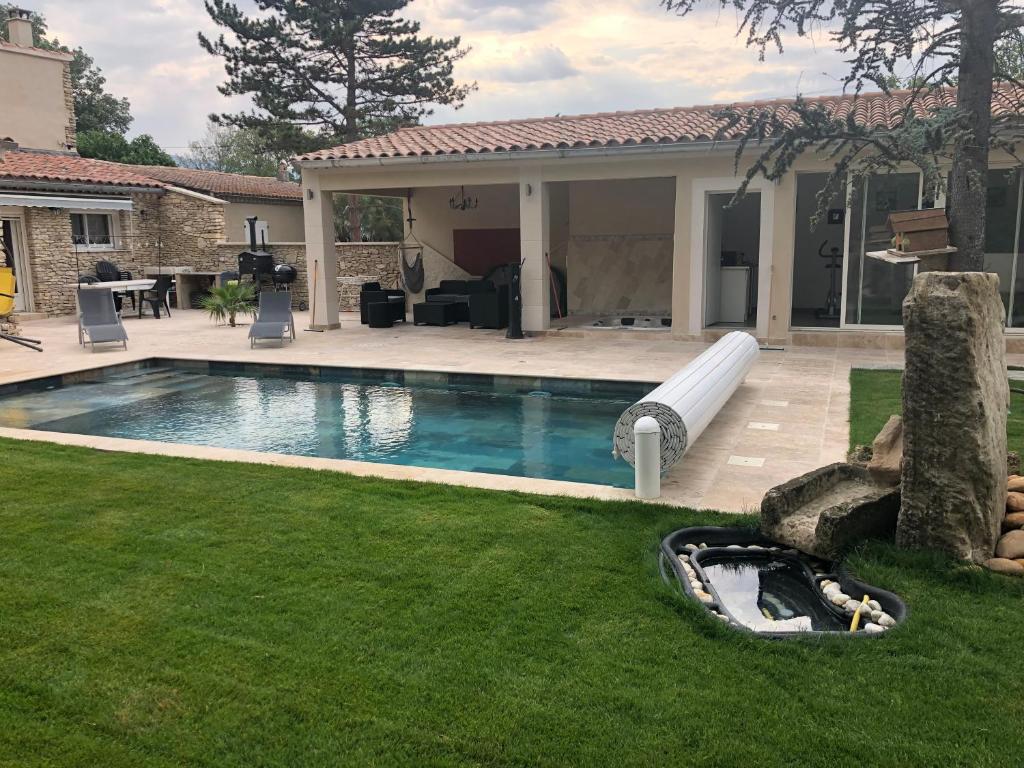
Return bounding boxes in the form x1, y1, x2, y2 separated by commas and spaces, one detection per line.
506, 260, 524, 339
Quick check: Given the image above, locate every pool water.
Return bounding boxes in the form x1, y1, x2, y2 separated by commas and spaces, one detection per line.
0, 364, 644, 487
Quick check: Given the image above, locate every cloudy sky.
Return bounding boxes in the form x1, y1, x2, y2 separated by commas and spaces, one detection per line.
37, 0, 854, 151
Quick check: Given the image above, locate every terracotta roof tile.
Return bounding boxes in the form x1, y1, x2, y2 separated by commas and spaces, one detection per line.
0, 150, 167, 189
0, 151, 302, 201
299, 86, 1022, 163
133, 165, 302, 202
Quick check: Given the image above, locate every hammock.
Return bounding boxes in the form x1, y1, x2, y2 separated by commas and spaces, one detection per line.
400, 243, 425, 293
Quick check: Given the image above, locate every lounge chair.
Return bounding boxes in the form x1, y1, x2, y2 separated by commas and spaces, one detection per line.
0, 267, 42, 351
249, 290, 296, 348
78, 287, 128, 351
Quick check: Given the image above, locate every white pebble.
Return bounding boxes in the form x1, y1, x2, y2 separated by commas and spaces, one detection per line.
844, 599, 862, 614
820, 579, 834, 589
867, 600, 881, 612
870, 609, 882, 622
863, 623, 885, 634
830, 593, 852, 606
699, 542, 708, 550
694, 590, 715, 605
877, 613, 896, 628
684, 543, 699, 553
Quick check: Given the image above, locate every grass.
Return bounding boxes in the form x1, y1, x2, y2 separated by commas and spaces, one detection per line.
849, 369, 1024, 456
2, 438, 1024, 767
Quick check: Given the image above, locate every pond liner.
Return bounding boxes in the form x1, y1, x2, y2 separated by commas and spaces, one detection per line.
659, 526, 908, 639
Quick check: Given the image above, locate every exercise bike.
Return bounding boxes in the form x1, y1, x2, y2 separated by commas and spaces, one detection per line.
815, 239, 843, 321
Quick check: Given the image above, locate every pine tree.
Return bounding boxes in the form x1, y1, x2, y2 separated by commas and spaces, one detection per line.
662, 0, 1024, 270
199, 0, 474, 239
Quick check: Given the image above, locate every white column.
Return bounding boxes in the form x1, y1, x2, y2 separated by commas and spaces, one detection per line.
519, 172, 550, 332
302, 173, 340, 330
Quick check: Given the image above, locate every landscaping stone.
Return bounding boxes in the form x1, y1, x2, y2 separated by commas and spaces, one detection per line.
1008, 475, 1024, 493
1004, 512, 1024, 530
897, 272, 1009, 564
1007, 492, 1024, 512
876, 613, 896, 628
1010, 453, 1021, 476
863, 622, 884, 634
984, 557, 1024, 576
867, 415, 903, 486
761, 463, 900, 558
995, 530, 1024, 559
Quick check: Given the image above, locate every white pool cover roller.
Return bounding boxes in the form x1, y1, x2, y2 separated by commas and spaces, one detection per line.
613, 331, 760, 470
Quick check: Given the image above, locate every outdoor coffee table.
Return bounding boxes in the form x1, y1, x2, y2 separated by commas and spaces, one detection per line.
413, 301, 458, 326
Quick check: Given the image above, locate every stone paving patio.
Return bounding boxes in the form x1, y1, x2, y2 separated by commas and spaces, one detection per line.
0, 309, 917, 512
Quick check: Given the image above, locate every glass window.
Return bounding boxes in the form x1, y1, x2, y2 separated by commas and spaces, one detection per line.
984, 169, 1021, 325
70, 213, 114, 248
845, 173, 921, 326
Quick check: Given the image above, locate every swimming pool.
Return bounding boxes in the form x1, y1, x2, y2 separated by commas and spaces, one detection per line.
0, 360, 654, 488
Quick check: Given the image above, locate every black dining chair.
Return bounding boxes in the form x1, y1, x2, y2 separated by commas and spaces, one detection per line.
139, 274, 173, 319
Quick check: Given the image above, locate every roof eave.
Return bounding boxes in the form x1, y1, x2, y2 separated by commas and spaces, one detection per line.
296, 138, 738, 170
0, 178, 165, 196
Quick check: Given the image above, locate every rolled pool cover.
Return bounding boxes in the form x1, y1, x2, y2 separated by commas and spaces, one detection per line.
613, 331, 760, 470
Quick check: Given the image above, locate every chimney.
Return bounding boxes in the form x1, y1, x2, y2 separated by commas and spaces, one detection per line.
277, 160, 289, 183
0, 138, 18, 160
6, 7, 34, 47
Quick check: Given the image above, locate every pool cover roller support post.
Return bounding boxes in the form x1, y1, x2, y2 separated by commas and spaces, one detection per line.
613, 331, 760, 470
634, 416, 661, 499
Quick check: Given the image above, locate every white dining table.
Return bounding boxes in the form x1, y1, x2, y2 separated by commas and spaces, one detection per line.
65, 279, 156, 292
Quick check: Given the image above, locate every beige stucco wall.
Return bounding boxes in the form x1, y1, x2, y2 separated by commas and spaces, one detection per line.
0, 47, 74, 151
223, 200, 305, 244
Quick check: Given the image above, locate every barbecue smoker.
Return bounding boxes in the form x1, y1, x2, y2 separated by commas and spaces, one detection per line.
237, 217, 298, 292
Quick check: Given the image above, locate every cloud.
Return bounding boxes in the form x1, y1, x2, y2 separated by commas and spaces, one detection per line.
477, 45, 578, 83
27, 0, 857, 150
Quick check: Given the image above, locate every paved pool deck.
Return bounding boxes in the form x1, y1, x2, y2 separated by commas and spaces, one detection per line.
0, 309, 914, 512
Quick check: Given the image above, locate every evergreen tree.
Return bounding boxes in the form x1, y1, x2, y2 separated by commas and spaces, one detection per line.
77, 131, 175, 167
662, 0, 1024, 270
199, 0, 474, 238
177, 123, 283, 177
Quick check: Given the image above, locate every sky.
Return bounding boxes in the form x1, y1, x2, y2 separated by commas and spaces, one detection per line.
37, 0, 855, 152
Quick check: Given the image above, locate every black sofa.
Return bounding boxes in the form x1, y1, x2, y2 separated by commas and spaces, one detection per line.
360, 282, 406, 324
425, 279, 499, 323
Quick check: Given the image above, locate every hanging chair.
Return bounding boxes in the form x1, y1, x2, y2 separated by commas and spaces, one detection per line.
400, 241, 425, 294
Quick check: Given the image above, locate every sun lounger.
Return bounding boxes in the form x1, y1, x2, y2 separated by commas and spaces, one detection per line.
249, 290, 296, 348
78, 287, 128, 351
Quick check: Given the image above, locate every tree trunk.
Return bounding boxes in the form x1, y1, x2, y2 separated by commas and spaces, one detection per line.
948, 0, 998, 271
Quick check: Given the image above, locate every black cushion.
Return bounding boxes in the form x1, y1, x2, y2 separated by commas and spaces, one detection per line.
362, 281, 382, 292
465, 280, 495, 294
427, 293, 469, 304
438, 280, 467, 294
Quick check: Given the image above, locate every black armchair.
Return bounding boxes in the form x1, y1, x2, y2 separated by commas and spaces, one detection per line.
469, 283, 509, 329
359, 281, 406, 324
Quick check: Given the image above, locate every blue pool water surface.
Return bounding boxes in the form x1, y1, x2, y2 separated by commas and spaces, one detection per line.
0, 364, 645, 487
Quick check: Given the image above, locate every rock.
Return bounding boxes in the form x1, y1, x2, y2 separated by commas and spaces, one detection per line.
863, 623, 885, 634
678, 554, 690, 562
689, 579, 703, 590
761, 463, 900, 559
995, 530, 1024, 559
867, 415, 903, 486
698, 543, 708, 550
848, 444, 873, 466
897, 272, 1009, 564
683, 543, 699, 553
876, 613, 896, 628
844, 599, 863, 614
1008, 493, 1024, 512
1008, 475, 1024, 492
830, 592, 851, 606
870, 609, 882, 622
867, 599, 881, 612
985, 557, 1024, 575
694, 590, 715, 605
1004, 512, 1024, 531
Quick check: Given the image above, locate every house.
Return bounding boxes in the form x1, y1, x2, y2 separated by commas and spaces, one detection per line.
0, 7, 305, 316
295, 87, 1024, 346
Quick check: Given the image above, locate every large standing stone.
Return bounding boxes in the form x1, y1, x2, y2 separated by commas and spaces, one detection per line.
897, 272, 1009, 563
867, 415, 903, 486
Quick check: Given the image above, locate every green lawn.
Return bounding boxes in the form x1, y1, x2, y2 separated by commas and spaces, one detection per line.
2, 438, 1024, 767
849, 368, 1024, 455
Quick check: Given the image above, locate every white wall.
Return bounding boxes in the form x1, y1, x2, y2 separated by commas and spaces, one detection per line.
224, 200, 305, 243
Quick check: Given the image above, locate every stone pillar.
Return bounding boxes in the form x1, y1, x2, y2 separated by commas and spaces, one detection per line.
519, 173, 550, 332
897, 272, 1008, 562
302, 174, 340, 330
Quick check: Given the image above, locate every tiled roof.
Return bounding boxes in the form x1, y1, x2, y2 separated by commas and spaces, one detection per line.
133, 165, 302, 202
0, 150, 167, 189
0, 151, 302, 201
298, 86, 1021, 163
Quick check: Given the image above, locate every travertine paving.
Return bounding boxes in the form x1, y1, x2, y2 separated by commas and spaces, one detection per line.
0, 310, 919, 512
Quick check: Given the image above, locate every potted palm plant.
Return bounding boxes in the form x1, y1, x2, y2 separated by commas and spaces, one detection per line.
201, 281, 257, 327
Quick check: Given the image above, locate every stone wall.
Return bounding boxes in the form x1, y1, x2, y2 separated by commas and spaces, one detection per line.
24, 206, 77, 315
62, 61, 76, 150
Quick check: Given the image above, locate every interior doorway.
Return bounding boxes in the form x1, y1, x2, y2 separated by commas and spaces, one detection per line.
791, 174, 846, 328
704, 192, 761, 327
1, 218, 28, 312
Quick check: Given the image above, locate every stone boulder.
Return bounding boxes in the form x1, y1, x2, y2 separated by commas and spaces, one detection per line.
985, 557, 1024, 576
1008, 492, 1024, 512
1004, 512, 1024, 531
867, 415, 903, 486
995, 530, 1024, 559
761, 463, 900, 559
896, 273, 1009, 564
